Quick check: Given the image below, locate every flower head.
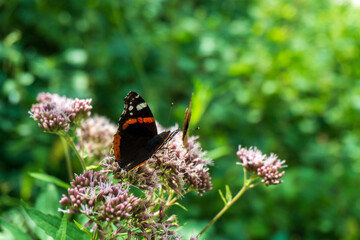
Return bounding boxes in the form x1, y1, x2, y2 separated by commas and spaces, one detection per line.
60, 170, 180, 239
29, 92, 92, 134
237, 146, 286, 186
161, 133, 212, 196
108, 124, 213, 196
76, 115, 117, 164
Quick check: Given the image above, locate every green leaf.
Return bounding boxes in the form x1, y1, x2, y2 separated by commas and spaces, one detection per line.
55, 213, 67, 240
173, 202, 188, 211
206, 146, 231, 161
85, 165, 100, 170
218, 189, 227, 205
29, 172, 71, 189
22, 203, 88, 240
73, 220, 92, 238
35, 183, 60, 215
225, 185, 233, 203
192, 79, 213, 126
0, 218, 32, 240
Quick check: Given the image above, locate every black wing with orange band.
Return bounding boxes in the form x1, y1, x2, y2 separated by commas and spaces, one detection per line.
113, 91, 178, 171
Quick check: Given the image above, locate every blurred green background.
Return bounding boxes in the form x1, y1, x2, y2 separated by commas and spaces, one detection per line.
1, 0, 360, 239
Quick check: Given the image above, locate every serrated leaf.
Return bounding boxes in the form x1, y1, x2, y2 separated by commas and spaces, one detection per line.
55, 213, 67, 240
225, 185, 232, 203
29, 172, 71, 189
174, 202, 188, 211
218, 189, 227, 205
22, 203, 88, 240
73, 220, 92, 238
0, 218, 32, 240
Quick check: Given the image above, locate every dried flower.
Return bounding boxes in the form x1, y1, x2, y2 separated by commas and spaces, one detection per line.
29, 92, 92, 134
76, 115, 117, 164
236, 146, 286, 186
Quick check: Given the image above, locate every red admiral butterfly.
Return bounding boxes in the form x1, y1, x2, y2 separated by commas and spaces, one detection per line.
113, 91, 179, 171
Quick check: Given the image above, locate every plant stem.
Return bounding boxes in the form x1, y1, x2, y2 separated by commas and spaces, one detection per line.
166, 195, 179, 207
166, 191, 174, 204
166, 189, 191, 207
196, 168, 253, 239
154, 189, 192, 217
60, 136, 73, 180
64, 135, 86, 170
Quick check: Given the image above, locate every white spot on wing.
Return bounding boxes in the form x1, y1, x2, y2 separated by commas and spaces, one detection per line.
129, 106, 134, 111
130, 112, 133, 116
136, 102, 147, 111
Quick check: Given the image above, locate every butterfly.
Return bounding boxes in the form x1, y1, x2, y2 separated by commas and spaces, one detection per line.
113, 91, 179, 171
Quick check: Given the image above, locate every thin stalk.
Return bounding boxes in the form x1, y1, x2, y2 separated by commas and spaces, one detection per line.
166, 189, 191, 208
166, 190, 174, 204
196, 168, 254, 239
166, 195, 179, 207
154, 189, 191, 217
60, 136, 73, 180
65, 135, 86, 170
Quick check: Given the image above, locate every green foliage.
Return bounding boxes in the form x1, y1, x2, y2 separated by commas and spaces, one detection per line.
73, 220, 93, 239
0, 218, 32, 240
29, 172, 71, 189
219, 185, 233, 206
1, 0, 360, 239
22, 202, 88, 240
55, 213, 68, 240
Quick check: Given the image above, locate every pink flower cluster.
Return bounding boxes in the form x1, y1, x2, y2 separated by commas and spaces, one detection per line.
60, 170, 140, 221
108, 125, 213, 196
29, 92, 92, 133
173, 135, 213, 196
59, 170, 180, 239
237, 146, 286, 186
76, 115, 117, 164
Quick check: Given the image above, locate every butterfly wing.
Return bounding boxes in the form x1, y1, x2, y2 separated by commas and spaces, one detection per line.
113, 91, 180, 171
125, 129, 179, 170
113, 91, 158, 169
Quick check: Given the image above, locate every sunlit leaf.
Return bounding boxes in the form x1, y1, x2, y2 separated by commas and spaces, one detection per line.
86, 165, 100, 170
29, 172, 71, 189
218, 189, 227, 205
206, 146, 231, 161
225, 185, 232, 203
174, 202, 188, 211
